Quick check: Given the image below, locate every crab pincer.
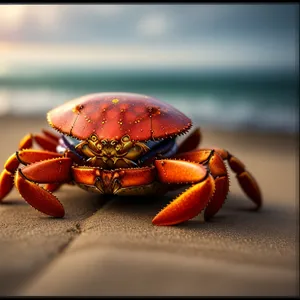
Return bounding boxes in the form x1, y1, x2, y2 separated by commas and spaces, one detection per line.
152, 159, 215, 225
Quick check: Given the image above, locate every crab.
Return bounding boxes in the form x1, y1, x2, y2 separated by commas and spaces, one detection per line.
0, 92, 262, 226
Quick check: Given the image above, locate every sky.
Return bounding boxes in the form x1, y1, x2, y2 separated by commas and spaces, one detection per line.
0, 4, 298, 70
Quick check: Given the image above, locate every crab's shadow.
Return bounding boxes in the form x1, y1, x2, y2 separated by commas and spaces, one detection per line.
0, 199, 27, 206
103, 189, 267, 230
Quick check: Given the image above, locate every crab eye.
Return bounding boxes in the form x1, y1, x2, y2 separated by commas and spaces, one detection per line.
91, 135, 97, 141
102, 140, 107, 145
111, 140, 117, 146
122, 135, 130, 142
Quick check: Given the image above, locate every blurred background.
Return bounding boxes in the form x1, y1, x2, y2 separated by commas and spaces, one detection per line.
0, 4, 299, 133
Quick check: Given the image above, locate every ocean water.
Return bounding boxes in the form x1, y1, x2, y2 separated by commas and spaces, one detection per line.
0, 67, 298, 134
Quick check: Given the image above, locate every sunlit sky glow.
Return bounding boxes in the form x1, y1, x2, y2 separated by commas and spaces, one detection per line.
0, 4, 298, 71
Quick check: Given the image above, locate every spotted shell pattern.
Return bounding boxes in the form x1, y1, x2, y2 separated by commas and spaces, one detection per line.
47, 92, 192, 141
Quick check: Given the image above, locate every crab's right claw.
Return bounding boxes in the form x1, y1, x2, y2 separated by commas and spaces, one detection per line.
14, 157, 72, 217
0, 150, 63, 202
15, 170, 65, 217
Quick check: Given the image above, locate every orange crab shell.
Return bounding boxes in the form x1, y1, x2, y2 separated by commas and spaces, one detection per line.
47, 92, 192, 141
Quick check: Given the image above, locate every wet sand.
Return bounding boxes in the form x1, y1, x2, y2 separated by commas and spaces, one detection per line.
0, 116, 298, 296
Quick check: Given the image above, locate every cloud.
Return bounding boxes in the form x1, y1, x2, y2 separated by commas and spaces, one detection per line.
0, 4, 297, 44
136, 13, 169, 38
0, 5, 26, 30
89, 4, 125, 16
0, 4, 298, 69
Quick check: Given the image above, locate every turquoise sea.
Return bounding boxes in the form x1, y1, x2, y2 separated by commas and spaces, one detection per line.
0, 67, 298, 134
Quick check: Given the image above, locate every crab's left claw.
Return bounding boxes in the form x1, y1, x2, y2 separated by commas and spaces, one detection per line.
153, 160, 215, 226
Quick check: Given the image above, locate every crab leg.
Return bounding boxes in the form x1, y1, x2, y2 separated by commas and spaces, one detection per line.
177, 127, 202, 154
153, 159, 215, 226
214, 148, 262, 208
15, 157, 73, 217
19, 133, 34, 150
26, 133, 59, 153
17, 129, 60, 153
41, 129, 60, 143
0, 150, 63, 201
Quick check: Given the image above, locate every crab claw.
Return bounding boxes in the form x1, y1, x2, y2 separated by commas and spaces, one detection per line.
152, 175, 215, 226
0, 150, 64, 201
15, 169, 65, 217
14, 157, 72, 217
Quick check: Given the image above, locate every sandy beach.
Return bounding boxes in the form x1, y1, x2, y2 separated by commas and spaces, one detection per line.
0, 116, 298, 296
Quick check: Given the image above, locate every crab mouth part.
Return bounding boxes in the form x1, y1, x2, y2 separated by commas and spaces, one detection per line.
57, 134, 178, 168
